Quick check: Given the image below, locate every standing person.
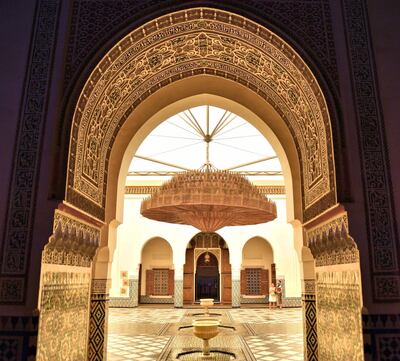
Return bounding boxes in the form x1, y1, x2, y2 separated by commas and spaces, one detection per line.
268, 283, 277, 309
276, 281, 283, 309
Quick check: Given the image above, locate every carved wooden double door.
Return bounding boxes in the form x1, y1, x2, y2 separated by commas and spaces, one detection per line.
183, 247, 232, 304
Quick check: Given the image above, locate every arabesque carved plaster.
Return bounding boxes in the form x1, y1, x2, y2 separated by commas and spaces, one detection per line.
67, 8, 336, 222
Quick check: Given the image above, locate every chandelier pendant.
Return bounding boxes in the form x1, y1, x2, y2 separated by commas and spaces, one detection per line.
140, 168, 277, 232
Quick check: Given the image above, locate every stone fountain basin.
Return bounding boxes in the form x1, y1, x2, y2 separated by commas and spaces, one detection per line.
200, 298, 214, 307
192, 318, 220, 340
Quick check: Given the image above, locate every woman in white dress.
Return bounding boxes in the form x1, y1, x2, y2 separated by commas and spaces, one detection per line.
268, 283, 277, 309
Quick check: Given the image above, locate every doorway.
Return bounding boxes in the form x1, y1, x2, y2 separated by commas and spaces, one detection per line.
195, 252, 219, 301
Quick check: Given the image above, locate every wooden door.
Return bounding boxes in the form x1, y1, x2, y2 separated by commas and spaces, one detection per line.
271, 263, 276, 285
146, 269, 154, 296
138, 264, 142, 303
168, 269, 174, 296
183, 248, 194, 303
221, 248, 231, 304
261, 269, 269, 295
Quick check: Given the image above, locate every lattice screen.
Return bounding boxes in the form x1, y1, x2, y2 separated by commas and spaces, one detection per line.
246, 268, 262, 295
153, 269, 169, 295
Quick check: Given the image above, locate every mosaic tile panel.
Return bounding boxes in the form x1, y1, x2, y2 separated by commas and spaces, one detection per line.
88, 279, 109, 361
36, 271, 91, 361
110, 278, 138, 308
174, 280, 183, 308
232, 279, 241, 308
140, 296, 174, 304
240, 297, 302, 307
316, 270, 363, 361
240, 297, 266, 304
302, 294, 318, 361
0, 0, 61, 304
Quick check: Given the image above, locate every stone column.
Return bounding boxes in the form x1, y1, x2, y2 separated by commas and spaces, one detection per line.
231, 266, 241, 308
88, 279, 110, 361
37, 208, 100, 361
174, 265, 183, 308
302, 279, 318, 361
307, 212, 364, 361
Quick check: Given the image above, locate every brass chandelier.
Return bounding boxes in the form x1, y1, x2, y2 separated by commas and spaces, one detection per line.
139, 106, 277, 232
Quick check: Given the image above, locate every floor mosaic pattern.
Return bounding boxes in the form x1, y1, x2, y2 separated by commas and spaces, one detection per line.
107, 307, 304, 361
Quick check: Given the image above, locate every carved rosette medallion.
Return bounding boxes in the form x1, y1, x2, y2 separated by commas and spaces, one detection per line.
67, 8, 335, 222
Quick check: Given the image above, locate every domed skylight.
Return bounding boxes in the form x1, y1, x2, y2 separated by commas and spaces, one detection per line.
128, 105, 282, 182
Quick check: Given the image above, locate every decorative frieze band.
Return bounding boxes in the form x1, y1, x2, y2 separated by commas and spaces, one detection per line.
125, 185, 285, 195
306, 212, 359, 266
303, 279, 316, 295
42, 209, 100, 267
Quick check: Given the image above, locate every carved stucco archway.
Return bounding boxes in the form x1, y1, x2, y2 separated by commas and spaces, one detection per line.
37, 8, 364, 361
66, 7, 336, 224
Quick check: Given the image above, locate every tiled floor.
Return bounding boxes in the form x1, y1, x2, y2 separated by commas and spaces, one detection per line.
107, 307, 303, 361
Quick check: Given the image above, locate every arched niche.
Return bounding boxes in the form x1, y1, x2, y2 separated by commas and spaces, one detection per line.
241, 237, 274, 298
140, 237, 174, 301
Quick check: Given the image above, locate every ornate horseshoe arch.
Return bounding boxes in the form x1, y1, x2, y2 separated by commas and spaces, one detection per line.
66, 7, 336, 223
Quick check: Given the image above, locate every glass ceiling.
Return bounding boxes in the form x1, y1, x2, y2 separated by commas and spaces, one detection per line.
128, 105, 283, 182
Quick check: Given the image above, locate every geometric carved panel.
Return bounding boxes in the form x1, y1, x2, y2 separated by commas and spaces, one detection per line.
342, 0, 400, 301
153, 269, 169, 296
0, 0, 61, 304
245, 268, 262, 295
65, 1, 339, 93
88, 296, 108, 361
377, 335, 400, 361
302, 294, 318, 361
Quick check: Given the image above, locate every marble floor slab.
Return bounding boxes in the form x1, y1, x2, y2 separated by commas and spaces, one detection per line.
107, 307, 304, 361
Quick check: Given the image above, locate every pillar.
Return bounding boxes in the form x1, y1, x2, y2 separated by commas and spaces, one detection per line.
36, 207, 100, 361
307, 210, 364, 361
231, 266, 241, 308
174, 265, 183, 308
302, 279, 318, 361
88, 279, 110, 361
